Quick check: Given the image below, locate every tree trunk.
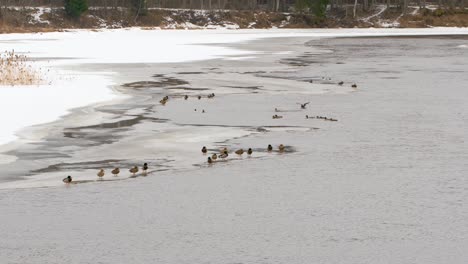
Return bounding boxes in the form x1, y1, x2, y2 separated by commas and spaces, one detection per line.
353, 0, 358, 17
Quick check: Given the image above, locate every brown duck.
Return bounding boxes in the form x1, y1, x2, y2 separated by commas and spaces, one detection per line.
129, 166, 139, 176
279, 144, 286, 152
111, 168, 120, 177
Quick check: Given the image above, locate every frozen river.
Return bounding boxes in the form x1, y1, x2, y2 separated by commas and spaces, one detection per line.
0, 29, 467, 263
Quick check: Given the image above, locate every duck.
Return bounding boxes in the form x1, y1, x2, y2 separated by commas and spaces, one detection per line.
143, 163, 148, 175
184, 95, 188, 100
198, 95, 202, 100
220, 147, 228, 153
235, 149, 244, 155
352, 84, 357, 88
129, 166, 139, 176
97, 169, 105, 179
207, 157, 213, 164
272, 114, 283, 119
267, 144, 273, 152
299, 102, 310, 109
212, 153, 218, 160
247, 148, 253, 155
279, 144, 286, 152
338, 81, 344, 86
160, 99, 167, 105
219, 150, 228, 159
111, 168, 120, 177
202, 146, 207, 154
63, 175, 72, 184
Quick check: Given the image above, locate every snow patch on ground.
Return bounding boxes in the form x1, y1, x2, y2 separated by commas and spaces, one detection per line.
361, 5, 387, 23
31, 7, 50, 25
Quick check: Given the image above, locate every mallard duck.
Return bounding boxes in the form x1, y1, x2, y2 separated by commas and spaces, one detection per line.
272, 114, 283, 119
184, 95, 188, 100
299, 102, 310, 109
97, 169, 105, 179
279, 144, 285, 152
202, 146, 207, 154
163, 96, 169, 101
207, 157, 213, 164
212, 153, 218, 160
235, 149, 244, 155
111, 168, 120, 177
160, 99, 167, 105
338, 81, 344, 86
219, 150, 228, 159
352, 84, 357, 88
267, 144, 273, 152
143, 163, 148, 175
63, 176, 72, 184
247, 148, 253, 155
129, 166, 139, 176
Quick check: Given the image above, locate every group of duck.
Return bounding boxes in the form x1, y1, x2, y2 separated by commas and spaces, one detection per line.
338, 81, 358, 89
62, 80, 353, 184
160, 93, 216, 106
306, 115, 338, 122
62, 163, 149, 184
273, 102, 338, 122
202, 144, 286, 164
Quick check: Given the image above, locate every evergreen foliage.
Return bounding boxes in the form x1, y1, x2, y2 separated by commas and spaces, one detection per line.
64, 0, 88, 18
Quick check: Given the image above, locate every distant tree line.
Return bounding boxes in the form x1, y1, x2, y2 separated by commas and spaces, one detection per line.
0, 0, 465, 18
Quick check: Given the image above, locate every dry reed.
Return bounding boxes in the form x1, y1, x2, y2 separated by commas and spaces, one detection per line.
0, 50, 43, 86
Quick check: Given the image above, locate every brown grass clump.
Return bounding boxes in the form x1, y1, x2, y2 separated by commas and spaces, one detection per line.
0, 50, 43, 86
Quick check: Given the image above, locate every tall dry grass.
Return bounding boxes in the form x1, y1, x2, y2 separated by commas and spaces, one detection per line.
0, 50, 43, 86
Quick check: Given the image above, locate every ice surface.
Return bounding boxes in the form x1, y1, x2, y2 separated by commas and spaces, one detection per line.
0, 29, 467, 263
